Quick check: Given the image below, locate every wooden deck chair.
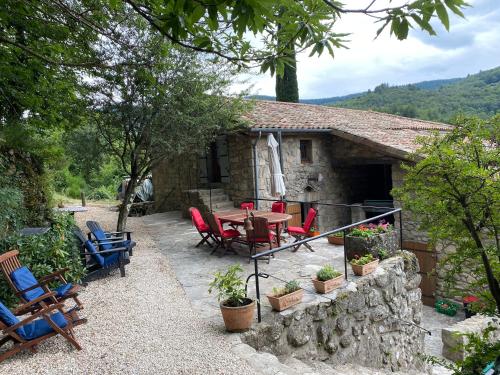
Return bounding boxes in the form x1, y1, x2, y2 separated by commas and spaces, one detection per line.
86, 220, 135, 256
74, 229, 130, 282
0, 293, 82, 363
206, 213, 241, 256
245, 216, 275, 264
0, 250, 83, 316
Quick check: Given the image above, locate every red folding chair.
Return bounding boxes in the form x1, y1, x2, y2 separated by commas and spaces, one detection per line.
206, 213, 241, 256
288, 208, 317, 252
189, 207, 215, 248
271, 201, 286, 214
240, 202, 254, 210
246, 216, 275, 264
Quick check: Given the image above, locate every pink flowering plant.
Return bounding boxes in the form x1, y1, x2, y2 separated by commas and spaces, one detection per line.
348, 221, 393, 238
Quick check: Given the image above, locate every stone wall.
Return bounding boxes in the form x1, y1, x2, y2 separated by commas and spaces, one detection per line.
225, 134, 255, 205
152, 154, 199, 212
242, 253, 426, 372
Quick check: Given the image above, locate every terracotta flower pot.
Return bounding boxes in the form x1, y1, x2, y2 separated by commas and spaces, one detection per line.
312, 275, 344, 294
327, 236, 344, 245
351, 259, 379, 276
312, 274, 344, 294
308, 231, 320, 237
219, 298, 255, 332
267, 289, 304, 311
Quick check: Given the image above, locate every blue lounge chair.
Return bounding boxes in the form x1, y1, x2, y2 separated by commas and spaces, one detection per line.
0, 293, 82, 362
0, 250, 83, 315
86, 220, 136, 256
74, 229, 129, 281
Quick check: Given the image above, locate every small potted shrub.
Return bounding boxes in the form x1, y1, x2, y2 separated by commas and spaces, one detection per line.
312, 265, 343, 294
327, 232, 344, 245
267, 280, 303, 311
350, 253, 379, 276
208, 264, 255, 332
344, 221, 398, 260
308, 226, 320, 237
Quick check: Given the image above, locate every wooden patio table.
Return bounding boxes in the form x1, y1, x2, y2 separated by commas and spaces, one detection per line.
216, 209, 292, 247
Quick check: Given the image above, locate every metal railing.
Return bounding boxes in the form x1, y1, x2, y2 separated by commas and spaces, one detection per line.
248, 205, 402, 323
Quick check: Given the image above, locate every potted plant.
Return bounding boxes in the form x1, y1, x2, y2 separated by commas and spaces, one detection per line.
267, 280, 303, 311
208, 264, 255, 332
308, 226, 320, 237
344, 220, 398, 260
312, 265, 343, 294
435, 299, 459, 317
327, 232, 344, 245
350, 253, 379, 276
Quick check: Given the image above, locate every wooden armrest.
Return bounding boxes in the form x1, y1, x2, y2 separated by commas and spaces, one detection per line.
4, 302, 63, 333
107, 230, 132, 235
15, 280, 52, 296
38, 268, 69, 283
81, 247, 128, 256
96, 239, 127, 245
21, 291, 57, 309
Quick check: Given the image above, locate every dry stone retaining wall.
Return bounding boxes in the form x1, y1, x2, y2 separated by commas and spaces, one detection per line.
242, 253, 426, 372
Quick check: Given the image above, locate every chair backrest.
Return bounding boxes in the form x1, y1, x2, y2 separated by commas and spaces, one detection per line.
303, 208, 317, 232
0, 300, 24, 337
206, 213, 223, 236
271, 201, 286, 214
240, 202, 254, 210
189, 207, 207, 231
87, 221, 112, 250
0, 250, 27, 301
11, 266, 46, 301
246, 217, 271, 242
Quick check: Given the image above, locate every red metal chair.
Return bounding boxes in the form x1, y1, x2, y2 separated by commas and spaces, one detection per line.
246, 216, 275, 264
240, 202, 254, 210
206, 213, 241, 256
271, 201, 286, 214
189, 207, 215, 248
288, 208, 317, 252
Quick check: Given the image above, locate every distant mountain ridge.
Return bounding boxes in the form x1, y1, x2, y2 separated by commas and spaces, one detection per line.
248, 67, 500, 123
248, 75, 464, 105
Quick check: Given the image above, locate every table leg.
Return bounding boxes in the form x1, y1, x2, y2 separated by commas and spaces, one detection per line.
276, 223, 281, 247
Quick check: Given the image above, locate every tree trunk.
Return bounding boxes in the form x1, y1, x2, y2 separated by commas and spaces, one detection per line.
117, 176, 138, 231
275, 50, 299, 103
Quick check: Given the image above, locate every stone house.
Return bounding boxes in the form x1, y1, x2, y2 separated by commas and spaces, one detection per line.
152, 100, 454, 304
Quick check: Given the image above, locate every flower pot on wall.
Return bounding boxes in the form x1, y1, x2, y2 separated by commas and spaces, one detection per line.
308, 231, 320, 237
312, 275, 344, 294
351, 259, 379, 276
327, 236, 344, 245
219, 298, 255, 332
345, 231, 398, 260
267, 289, 304, 311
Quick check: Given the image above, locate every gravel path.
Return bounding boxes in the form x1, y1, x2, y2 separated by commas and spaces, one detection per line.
0, 205, 256, 374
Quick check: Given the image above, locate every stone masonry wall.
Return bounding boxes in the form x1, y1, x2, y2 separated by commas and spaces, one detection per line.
152, 154, 199, 212
242, 253, 425, 372
225, 134, 255, 206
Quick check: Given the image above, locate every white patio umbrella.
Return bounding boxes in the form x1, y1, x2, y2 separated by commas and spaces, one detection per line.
267, 133, 286, 197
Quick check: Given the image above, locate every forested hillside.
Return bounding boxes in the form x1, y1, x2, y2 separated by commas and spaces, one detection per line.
333, 67, 500, 123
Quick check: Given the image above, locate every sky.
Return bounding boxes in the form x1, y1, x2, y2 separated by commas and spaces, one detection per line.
239, 0, 500, 99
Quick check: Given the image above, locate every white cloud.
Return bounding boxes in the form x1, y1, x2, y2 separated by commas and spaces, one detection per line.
238, 0, 500, 99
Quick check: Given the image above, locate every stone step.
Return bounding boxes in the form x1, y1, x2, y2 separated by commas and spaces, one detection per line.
211, 201, 235, 210
198, 194, 230, 204
197, 188, 227, 197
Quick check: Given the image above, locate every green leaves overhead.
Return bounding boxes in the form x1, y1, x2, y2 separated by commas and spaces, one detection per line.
127, 0, 468, 75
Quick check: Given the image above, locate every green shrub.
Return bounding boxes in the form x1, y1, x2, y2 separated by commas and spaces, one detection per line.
0, 212, 86, 307
0, 187, 25, 242
316, 265, 341, 281
87, 185, 116, 200
208, 264, 248, 307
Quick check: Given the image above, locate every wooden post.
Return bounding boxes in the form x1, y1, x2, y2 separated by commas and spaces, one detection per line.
81, 191, 86, 207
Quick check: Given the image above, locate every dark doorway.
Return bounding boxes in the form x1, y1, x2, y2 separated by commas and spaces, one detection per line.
208, 142, 221, 183
340, 163, 394, 224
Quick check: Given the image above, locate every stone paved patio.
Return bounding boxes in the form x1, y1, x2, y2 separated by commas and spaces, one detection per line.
143, 210, 464, 362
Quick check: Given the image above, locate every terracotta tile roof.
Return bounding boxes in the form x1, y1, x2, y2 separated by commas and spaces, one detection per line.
242, 100, 453, 158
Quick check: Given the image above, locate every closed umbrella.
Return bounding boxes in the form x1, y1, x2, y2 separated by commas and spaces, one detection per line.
267, 134, 286, 197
